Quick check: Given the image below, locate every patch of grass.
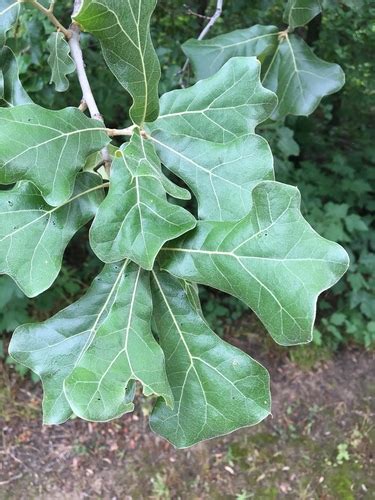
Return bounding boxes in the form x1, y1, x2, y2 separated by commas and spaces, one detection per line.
151, 472, 171, 500
235, 490, 252, 500
253, 486, 278, 499
72, 442, 90, 456
0, 366, 39, 422
326, 464, 356, 500
289, 343, 332, 370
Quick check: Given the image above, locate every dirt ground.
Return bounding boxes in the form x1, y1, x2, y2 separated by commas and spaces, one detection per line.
0, 319, 374, 500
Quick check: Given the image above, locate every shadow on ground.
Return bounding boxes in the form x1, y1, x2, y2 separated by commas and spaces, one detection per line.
0, 319, 374, 499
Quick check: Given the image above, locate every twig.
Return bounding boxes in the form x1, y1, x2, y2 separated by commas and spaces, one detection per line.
25, 0, 71, 38
107, 125, 137, 137
78, 99, 88, 112
0, 473, 23, 486
197, 0, 223, 41
68, 31, 101, 119
106, 125, 148, 138
183, 4, 211, 20
179, 0, 223, 87
48, 0, 56, 12
71, 0, 82, 17
69, 0, 112, 172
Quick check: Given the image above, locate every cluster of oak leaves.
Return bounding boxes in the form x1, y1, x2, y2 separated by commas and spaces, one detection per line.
0, 0, 348, 447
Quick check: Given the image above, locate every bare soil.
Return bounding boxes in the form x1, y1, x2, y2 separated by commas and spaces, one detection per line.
0, 321, 374, 499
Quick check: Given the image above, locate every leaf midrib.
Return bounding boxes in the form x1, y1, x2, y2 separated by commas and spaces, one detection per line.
89, 0, 149, 124
152, 272, 268, 424
0, 182, 107, 243
82, 266, 141, 412
75, 259, 129, 366
1, 125, 107, 168
0, 1, 19, 17
196, 31, 278, 52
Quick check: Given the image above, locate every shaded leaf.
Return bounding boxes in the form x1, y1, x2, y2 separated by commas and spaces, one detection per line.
262, 34, 345, 119
0, 0, 20, 45
65, 263, 172, 421
74, 0, 160, 125
150, 131, 274, 221
47, 32, 75, 92
284, 0, 322, 29
160, 181, 349, 346
0, 173, 104, 297
181, 279, 202, 314
0, 45, 31, 106
150, 270, 270, 448
147, 57, 277, 143
84, 143, 119, 180
276, 126, 300, 157
90, 133, 196, 269
9, 262, 129, 424
0, 104, 110, 205
182, 25, 279, 80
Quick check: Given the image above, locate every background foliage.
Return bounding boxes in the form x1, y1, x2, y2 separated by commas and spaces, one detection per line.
1, 0, 374, 375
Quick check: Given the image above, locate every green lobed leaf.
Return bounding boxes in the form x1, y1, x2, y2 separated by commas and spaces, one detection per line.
262, 34, 345, 119
0, 0, 20, 45
90, 133, 196, 269
284, 0, 322, 29
147, 57, 277, 143
146, 57, 276, 221
159, 181, 349, 346
0, 45, 32, 106
149, 131, 274, 221
0, 104, 110, 205
47, 32, 76, 92
10, 263, 129, 424
182, 25, 279, 81
181, 27, 344, 120
64, 262, 172, 421
148, 57, 276, 220
0, 172, 104, 297
150, 270, 271, 448
74, 0, 160, 125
